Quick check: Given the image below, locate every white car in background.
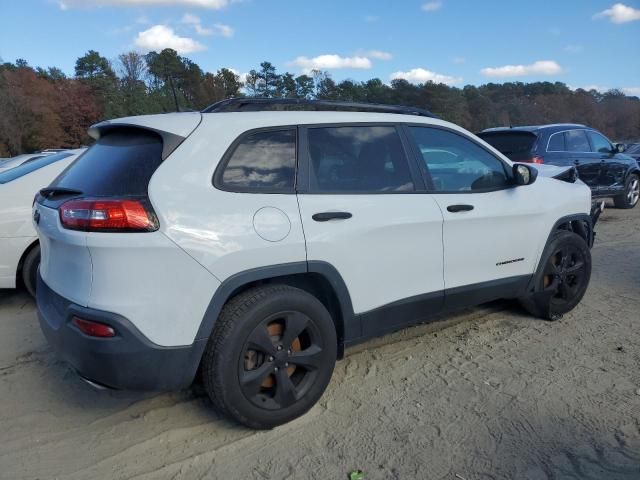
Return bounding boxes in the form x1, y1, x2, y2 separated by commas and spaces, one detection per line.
0, 152, 54, 172
0, 149, 85, 296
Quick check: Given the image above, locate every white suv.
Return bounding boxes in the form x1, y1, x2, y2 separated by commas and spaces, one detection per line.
34, 100, 598, 429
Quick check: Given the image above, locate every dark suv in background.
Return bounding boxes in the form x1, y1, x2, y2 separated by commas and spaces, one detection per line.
478, 124, 640, 209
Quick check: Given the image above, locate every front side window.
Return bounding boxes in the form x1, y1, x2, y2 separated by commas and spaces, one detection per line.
307, 126, 414, 192
547, 132, 565, 151
587, 131, 613, 153
409, 127, 509, 191
219, 129, 296, 192
565, 130, 591, 152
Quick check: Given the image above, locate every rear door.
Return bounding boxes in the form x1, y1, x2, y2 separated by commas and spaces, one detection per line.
297, 124, 444, 333
406, 125, 545, 302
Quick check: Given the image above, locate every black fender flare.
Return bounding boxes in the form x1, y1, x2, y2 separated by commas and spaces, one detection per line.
194, 261, 357, 354
525, 213, 592, 294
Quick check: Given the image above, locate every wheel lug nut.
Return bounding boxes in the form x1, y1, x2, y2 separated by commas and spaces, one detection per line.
277, 345, 283, 351
268, 356, 274, 362
285, 362, 289, 367
287, 349, 291, 355
274, 367, 279, 372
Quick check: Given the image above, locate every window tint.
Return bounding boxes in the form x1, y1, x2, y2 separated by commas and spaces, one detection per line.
409, 127, 509, 191
307, 126, 414, 192
51, 130, 163, 196
587, 131, 612, 153
220, 129, 296, 192
547, 132, 565, 151
565, 130, 591, 152
0, 152, 72, 184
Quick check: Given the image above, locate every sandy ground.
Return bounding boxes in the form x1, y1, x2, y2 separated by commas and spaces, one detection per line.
1, 204, 639, 480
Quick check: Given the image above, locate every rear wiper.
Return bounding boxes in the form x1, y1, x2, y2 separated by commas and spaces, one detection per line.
39, 187, 83, 199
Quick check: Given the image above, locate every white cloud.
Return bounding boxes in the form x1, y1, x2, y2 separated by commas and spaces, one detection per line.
421, 1, 442, 12
480, 60, 562, 77
181, 14, 233, 37
623, 87, 640, 96
213, 23, 234, 37
291, 54, 372, 72
564, 44, 583, 53
366, 50, 392, 60
390, 67, 462, 85
134, 25, 206, 53
59, 0, 232, 8
181, 13, 213, 35
452, 56, 465, 64
594, 3, 640, 23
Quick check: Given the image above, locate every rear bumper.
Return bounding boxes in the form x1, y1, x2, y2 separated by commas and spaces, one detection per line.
37, 274, 206, 391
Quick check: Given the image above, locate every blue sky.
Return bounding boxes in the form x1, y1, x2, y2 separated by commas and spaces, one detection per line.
1, 0, 639, 94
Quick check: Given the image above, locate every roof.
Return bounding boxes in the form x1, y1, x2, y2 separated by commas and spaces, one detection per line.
202, 98, 436, 118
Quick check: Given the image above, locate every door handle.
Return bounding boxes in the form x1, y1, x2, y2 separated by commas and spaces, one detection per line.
312, 211, 352, 222
447, 204, 474, 213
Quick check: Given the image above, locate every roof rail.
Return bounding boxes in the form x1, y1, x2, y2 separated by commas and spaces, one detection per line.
202, 97, 436, 118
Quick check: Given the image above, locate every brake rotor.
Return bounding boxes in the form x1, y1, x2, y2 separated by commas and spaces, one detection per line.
261, 321, 301, 388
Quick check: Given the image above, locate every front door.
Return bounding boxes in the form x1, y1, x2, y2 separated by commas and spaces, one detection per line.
565, 129, 601, 191
587, 130, 627, 195
405, 125, 545, 305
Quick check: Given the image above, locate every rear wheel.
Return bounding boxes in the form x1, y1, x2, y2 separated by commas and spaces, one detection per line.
520, 231, 591, 320
613, 174, 639, 209
201, 285, 337, 429
21, 245, 40, 298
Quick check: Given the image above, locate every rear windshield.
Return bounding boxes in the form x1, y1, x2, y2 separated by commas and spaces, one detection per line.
50, 130, 163, 197
477, 131, 537, 160
0, 152, 72, 184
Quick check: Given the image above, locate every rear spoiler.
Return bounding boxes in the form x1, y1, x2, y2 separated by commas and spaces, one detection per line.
88, 113, 202, 161
88, 122, 186, 161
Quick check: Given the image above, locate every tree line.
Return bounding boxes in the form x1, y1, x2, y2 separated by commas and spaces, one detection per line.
1, 48, 639, 156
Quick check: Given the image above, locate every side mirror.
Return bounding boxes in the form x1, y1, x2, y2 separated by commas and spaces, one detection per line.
615, 143, 626, 153
513, 163, 538, 186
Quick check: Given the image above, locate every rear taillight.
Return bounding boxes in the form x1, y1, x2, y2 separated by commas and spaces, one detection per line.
519, 156, 544, 164
72, 317, 116, 338
59, 199, 158, 232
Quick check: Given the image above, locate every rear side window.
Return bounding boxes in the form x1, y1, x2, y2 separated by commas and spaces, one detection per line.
547, 132, 565, 151
410, 127, 509, 192
0, 152, 72, 184
217, 129, 296, 193
477, 131, 536, 160
51, 130, 163, 197
307, 126, 414, 192
565, 130, 591, 153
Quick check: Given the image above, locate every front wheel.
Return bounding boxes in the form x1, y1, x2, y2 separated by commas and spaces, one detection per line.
613, 174, 639, 209
520, 231, 591, 320
201, 285, 337, 429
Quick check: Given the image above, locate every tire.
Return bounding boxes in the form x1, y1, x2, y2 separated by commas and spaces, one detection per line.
201, 284, 337, 429
21, 245, 41, 299
613, 174, 639, 209
520, 231, 591, 321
